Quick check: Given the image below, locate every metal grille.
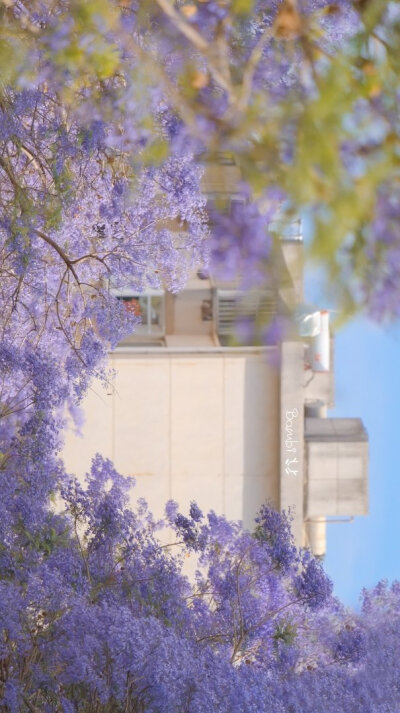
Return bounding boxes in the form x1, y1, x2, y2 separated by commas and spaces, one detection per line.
216, 290, 277, 338
217, 293, 237, 336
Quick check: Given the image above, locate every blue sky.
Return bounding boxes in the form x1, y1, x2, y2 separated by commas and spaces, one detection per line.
324, 318, 400, 608
305, 272, 400, 609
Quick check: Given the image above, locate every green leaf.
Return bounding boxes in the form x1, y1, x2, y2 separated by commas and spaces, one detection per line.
141, 138, 169, 165
232, 0, 255, 14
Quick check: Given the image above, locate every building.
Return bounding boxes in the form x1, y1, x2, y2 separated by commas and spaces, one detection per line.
63, 161, 368, 557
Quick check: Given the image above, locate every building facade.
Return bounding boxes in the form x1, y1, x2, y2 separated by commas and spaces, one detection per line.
63, 161, 369, 557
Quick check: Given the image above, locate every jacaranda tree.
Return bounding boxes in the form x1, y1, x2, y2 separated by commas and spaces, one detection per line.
0, 1, 400, 711
0, 428, 371, 712
1, 0, 400, 327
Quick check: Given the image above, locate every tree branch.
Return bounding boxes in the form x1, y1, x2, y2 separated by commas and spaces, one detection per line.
33, 229, 80, 284
154, 0, 234, 96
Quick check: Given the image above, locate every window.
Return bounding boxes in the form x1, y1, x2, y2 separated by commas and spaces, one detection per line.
112, 287, 165, 336
268, 216, 302, 241
216, 289, 277, 345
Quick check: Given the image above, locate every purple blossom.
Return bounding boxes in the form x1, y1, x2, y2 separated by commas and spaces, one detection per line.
333, 624, 366, 663
294, 552, 333, 609
0, 4, 399, 710
254, 503, 299, 573
209, 194, 274, 287
189, 501, 203, 522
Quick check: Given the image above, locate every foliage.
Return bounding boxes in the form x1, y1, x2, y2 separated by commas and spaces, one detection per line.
0, 407, 379, 712
0, 2, 400, 710
0, 392, 398, 711
0, 74, 208, 429
1, 0, 400, 327
1, 0, 400, 319
0, 337, 395, 711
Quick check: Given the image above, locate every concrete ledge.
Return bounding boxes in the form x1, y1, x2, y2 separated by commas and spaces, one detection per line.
111, 346, 277, 357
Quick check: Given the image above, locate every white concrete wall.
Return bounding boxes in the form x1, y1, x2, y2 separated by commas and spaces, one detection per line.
63, 349, 280, 530
279, 342, 305, 545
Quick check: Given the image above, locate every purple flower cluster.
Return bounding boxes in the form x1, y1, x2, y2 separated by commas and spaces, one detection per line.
294, 551, 333, 610
209, 192, 276, 288
0, 3, 400, 710
0, 372, 397, 713
332, 624, 366, 663
359, 185, 400, 320
254, 503, 298, 573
